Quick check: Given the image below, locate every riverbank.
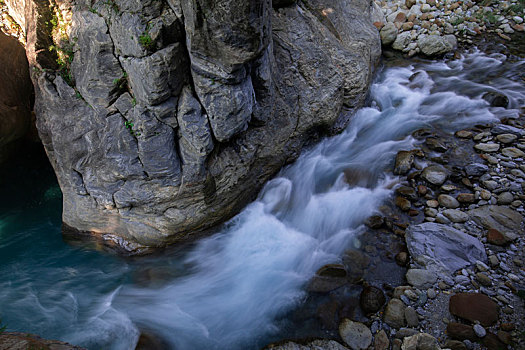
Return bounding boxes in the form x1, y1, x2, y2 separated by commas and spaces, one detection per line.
375, 0, 524, 57
265, 41, 525, 350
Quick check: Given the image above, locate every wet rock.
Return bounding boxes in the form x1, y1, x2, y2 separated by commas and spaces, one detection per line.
446, 322, 477, 341
360, 285, 386, 314
457, 193, 475, 203
384, 298, 406, 329
421, 165, 448, 186
443, 209, 469, 223
405, 223, 486, 275
365, 215, 384, 229
465, 163, 488, 177
404, 306, 419, 327
396, 186, 418, 201
501, 147, 525, 158
497, 330, 512, 345
0, 332, 85, 350
482, 333, 506, 350
482, 92, 509, 108
496, 192, 514, 205
136, 331, 170, 350
417, 34, 457, 56
317, 264, 347, 278
443, 340, 467, 350
491, 124, 524, 136
486, 228, 509, 246
426, 137, 447, 152
455, 130, 473, 138
406, 269, 437, 288
475, 272, 491, 287
449, 293, 499, 326
396, 197, 412, 211
496, 134, 517, 144
268, 339, 350, 350
438, 194, 460, 209
396, 252, 409, 266
474, 143, 500, 153
374, 330, 389, 350
468, 205, 523, 237
400, 333, 440, 350
317, 300, 340, 330
339, 319, 372, 350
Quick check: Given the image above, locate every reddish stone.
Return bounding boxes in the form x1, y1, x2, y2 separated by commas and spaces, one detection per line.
374, 21, 385, 29
402, 22, 414, 31
408, 14, 417, 22
417, 185, 428, 196
487, 228, 508, 246
483, 333, 506, 350
500, 323, 515, 331
449, 293, 499, 326
450, 3, 460, 10
497, 330, 512, 345
446, 322, 477, 341
394, 12, 407, 23
513, 24, 524, 32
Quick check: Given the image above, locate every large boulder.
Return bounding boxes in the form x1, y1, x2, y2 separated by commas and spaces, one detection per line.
5, 0, 381, 251
468, 205, 524, 240
0, 31, 32, 164
405, 223, 487, 275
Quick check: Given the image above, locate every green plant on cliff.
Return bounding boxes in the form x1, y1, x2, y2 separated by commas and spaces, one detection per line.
124, 121, 141, 137
0, 318, 7, 333
139, 31, 154, 50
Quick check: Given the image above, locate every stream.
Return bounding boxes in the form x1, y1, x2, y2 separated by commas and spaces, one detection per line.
0, 49, 524, 350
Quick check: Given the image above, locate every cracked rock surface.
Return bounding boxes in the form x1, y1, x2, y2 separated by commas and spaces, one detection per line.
4, 0, 380, 252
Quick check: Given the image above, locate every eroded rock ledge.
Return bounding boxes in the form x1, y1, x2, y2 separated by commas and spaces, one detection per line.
5, 0, 380, 252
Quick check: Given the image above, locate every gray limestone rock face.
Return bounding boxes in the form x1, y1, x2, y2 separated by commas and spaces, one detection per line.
405, 222, 487, 276
6, 0, 380, 252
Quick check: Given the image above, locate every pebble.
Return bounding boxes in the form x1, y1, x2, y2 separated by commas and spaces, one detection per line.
473, 324, 486, 338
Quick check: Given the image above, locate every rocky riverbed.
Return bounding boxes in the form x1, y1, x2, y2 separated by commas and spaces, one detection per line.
267, 68, 525, 350
374, 0, 524, 57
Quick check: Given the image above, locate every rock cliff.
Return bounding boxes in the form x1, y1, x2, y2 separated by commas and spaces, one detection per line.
4, 0, 380, 253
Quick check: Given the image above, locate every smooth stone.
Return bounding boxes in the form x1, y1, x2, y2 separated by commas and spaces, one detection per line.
446, 322, 476, 341
465, 163, 489, 177
457, 193, 475, 203
497, 192, 514, 205
449, 293, 499, 326
443, 209, 469, 223
406, 269, 437, 289
438, 194, 460, 209
374, 330, 389, 350
405, 306, 419, 327
501, 147, 525, 158
473, 324, 487, 338
475, 272, 492, 286
474, 143, 500, 153
396, 196, 412, 211
496, 134, 517, 144
339, 319, 372, 350
394, 150, 415, 175
491, 124, 525, 136
401, 333, 440, 350
421, 165, 448, 186
384, 298, 406, 329
360, 285, 386, 314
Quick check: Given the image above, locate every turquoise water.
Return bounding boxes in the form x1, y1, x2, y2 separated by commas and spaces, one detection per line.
0, 50, 524, 349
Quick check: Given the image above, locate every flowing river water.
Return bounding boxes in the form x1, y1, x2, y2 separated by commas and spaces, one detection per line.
0, 49, 524, 350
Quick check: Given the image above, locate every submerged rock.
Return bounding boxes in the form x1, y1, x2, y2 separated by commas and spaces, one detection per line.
360, 285, 386, 314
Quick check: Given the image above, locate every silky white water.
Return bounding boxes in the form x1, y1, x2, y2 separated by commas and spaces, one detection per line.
0, 50, 523, 349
